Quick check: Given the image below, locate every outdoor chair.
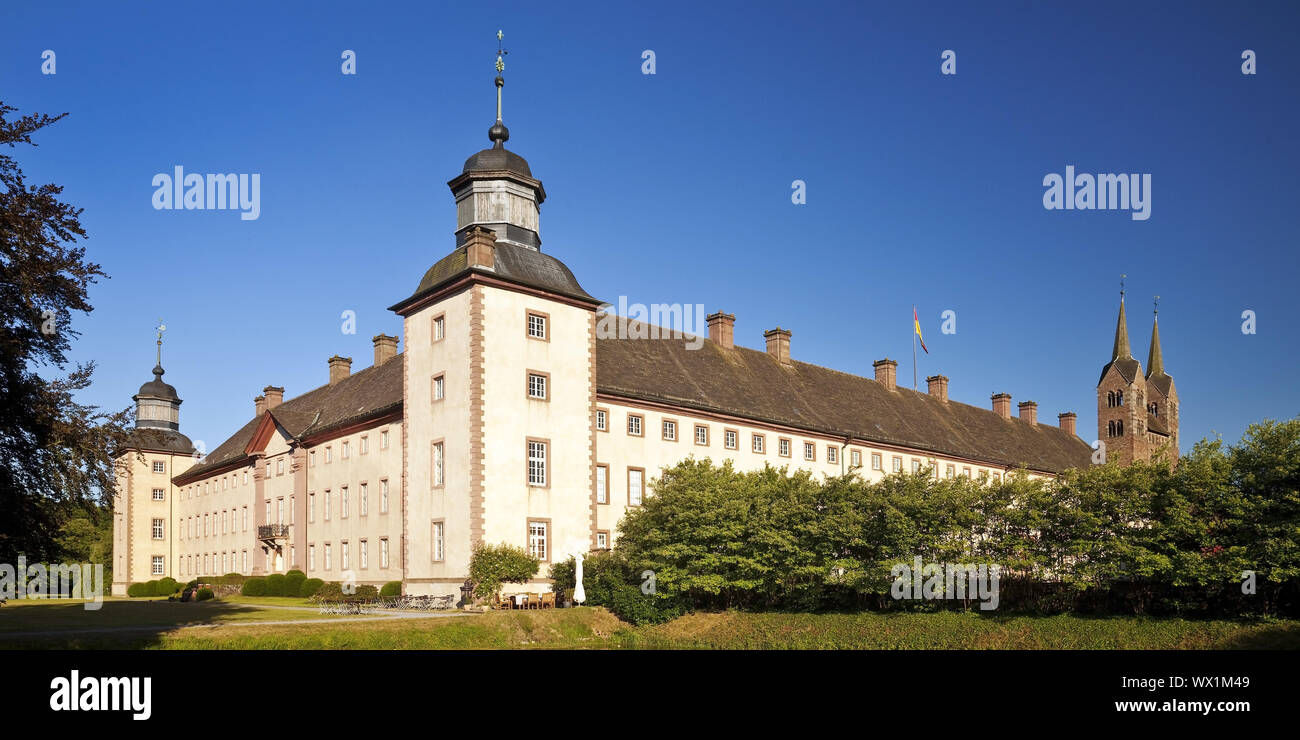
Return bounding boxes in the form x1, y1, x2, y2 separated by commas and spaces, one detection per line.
541, 592, 555, 609
526, 593, 541, 610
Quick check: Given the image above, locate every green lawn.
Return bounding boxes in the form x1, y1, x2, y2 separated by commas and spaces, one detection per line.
1, 600, 1295, 649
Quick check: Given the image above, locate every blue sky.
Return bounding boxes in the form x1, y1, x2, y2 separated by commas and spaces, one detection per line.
3, 0, 1297, 455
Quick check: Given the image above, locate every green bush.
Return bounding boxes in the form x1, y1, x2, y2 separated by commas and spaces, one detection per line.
126, 582, 147, 597
264, 573, 287, 596
284, 570, 306, 597
380, 581, 402, 597
469, 542, 540, 600
158, 577, 178, 595
299, 578, 324, 597
241, 577, 267, 596
195, 588, 214, 602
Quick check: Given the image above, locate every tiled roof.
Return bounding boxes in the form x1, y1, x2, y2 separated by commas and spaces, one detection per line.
174, 355, 404, 483
390, 241, 599, 313
595, 321, 1093, 474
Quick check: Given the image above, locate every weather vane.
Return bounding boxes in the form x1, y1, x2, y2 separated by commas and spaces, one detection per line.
1120, 274, 1126, 298
496, 29, 507, 75
1153, 295, 1159, 315
155, 318, 166, 365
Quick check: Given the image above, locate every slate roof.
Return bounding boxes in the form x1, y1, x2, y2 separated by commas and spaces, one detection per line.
390, 241, 600, 313
124, 427, 195, 456
595, 320, 1093, 474
174, 355, 404, 483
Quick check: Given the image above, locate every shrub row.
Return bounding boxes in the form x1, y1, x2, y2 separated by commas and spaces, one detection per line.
239, 570, 324, 598
127, 577, 179, 597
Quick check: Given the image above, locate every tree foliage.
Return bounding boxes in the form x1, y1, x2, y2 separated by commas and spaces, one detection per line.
0, 101, 130, 564
600, 418, 1300, 616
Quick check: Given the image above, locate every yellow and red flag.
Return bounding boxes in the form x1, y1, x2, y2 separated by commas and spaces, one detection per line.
913, 306, 928, 354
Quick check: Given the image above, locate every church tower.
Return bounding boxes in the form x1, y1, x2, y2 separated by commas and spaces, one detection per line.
1143, 303, 1179, 463
111, 325, 196, 595
1097, 290, 1148, 465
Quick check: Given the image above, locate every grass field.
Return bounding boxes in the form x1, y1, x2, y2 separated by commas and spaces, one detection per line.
3, 596, 1297, 649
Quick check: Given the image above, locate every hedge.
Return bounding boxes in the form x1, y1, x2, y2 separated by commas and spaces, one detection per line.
380, 581, 403, 597
195, 588, 214, 602
299, 578, 324, 597
241, 577, 267, 596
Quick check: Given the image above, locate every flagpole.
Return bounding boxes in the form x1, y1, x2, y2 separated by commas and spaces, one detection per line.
912, 308, 917, 390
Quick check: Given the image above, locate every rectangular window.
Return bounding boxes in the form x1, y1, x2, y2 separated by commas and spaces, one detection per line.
152, 488, 165, 501
223, 509, 229, 533
341, 486, 349, 518
432, 374, 445, 401
380, 480, 389, 513
342, 441, 350, 459
827, 446, 838, 465
203, 514, 209, 536
695, 425, 708, 446
242, 507, 247, 531
309, 544, 316, 571
595, 408, 607, 431
993, 472, 1002, 483
360, 483, 368, 516
152, 556, 164, 575
432, 314, 445, 343
597, 531, 609, 549
310, 450, 316, 467
528, 520, 549, 561
627, 414, 643, 437
872, 452, 882, 471
962, 467, 971, 478
527, 439, 548, 487
243, 471, 248, 485
804, 442, 816, 461
381, 430, 390, 449
752, 434, 765, 454
241, 550, 247, 573
662, 419, 677, 441
360, 540, 368, 569
324, 543, 332, 571
325, 447, 332, 464
380, 538, 390, 569
223, 477, 227, 490
596, 464, 608, 504
851, 450, 861, 467
431, 522, 445, 562
341, 541, 350, 571
527, 312, 548, 340
152, 461, 165, 474
724, 429, 737, 449
628, 468, 645, 506
527, 372, 548, 400
945, 464, 955, 478
779, 437, 791, 457
912, 459, 922, 473
152, 518, 164, 540
276, 458, 284, 476
432, 442, 445, 488
324, 490, 331, 521
892, 456, 903, 473
360, 436, 368, 455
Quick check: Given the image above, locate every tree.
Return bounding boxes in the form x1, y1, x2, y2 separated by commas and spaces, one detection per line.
0, 102, 130, 564
468, 542, 539, 600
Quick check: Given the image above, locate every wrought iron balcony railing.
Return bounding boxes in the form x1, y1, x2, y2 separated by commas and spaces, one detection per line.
257, 524, 290, 539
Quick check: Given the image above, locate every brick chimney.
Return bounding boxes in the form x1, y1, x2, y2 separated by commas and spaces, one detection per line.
328, 355, 352, 385
991, 393, 1011, 419
764, 327, 792, 365
1058, 412, 1077, 436
254, 395, 266, 417
464, 224, 496, 270
1018, 400, 1038, 425
372, 334, 398, 367
926, 374, 949, 402
873, 359, 898, 391
263, 385, 284, 410
707, 311, 735, 349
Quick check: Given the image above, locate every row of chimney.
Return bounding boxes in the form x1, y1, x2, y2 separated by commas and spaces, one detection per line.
706, 311, 1077, 435
254, 333, 400, 417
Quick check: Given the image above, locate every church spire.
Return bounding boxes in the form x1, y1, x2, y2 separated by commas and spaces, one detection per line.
1147, 297, 1165, 378
1112, 277, 1132, 361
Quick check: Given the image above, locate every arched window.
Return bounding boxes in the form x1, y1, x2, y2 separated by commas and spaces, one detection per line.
1116, 420, 1124, 436
1107, 420, 1115, 437
1106, 391, 1114, 407
1116, 390, 1124, 406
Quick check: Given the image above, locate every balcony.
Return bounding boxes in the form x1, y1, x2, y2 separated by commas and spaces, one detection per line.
257, 524, 290, 542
